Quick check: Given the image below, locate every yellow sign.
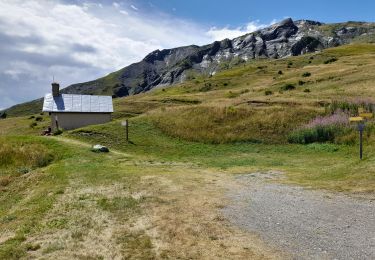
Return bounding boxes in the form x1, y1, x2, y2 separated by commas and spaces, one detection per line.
359, 113, 373, 119
349, 117, 364, 122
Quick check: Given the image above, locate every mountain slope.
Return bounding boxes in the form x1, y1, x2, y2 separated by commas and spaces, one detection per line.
4, 18, 375, 116
62, 18, 375, 97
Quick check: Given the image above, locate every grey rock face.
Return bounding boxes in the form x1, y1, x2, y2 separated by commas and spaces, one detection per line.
31, 19, 375, 99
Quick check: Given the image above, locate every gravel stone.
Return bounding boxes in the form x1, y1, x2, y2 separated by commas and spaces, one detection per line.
222, 172, 375, 260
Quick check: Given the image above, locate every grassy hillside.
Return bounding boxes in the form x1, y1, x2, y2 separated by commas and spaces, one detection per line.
1, 43, 375, 259
106, 43, 375, 144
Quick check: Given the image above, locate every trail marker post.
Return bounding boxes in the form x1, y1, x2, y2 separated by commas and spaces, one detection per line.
349, 113, 373, 160
121, 120, 129, 142
54, 115, 59, 130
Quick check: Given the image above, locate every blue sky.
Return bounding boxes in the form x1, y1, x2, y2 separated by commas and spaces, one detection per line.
132, 0, 375, 27
1, 0, 375, 109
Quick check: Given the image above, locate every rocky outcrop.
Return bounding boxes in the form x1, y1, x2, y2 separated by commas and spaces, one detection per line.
8, 19, 375, 112
91, 18, 373, 97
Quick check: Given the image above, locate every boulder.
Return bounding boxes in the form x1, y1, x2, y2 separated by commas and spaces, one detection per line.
92, 144, 109, 153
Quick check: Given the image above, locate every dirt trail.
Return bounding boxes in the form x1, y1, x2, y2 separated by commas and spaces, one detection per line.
222, 172, 375, 260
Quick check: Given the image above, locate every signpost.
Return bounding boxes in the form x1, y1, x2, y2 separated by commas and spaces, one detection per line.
54, 115, 59, 130
121, 120, 129, 142
349, 112, 373, 160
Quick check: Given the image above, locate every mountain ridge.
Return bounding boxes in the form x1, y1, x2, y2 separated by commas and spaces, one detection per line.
3, 18, 375, 116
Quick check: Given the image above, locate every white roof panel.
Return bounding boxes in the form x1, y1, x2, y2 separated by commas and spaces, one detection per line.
42, 93, 113, 113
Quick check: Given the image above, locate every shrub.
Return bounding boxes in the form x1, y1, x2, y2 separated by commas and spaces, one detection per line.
303, 88, 311, 93
265, 90, 273, 96
225, 91, 240, 98
288, 126, 336, 144
30, 122, 37, 128
28, 115, 35, 119
302, 72, 311, 77
0, 112, 7, 119
324, 57, 338, 64
288, 111, 350, 144
278, 70, 283, 75
223, 82, 228, 86
288, 61, 293, 66
298, 80, 306, 86
327, 98, 375, 115
35, 116, 43, 121
280, 84, 295, 91
53, 129, 63, 136
199, 83, 213, 92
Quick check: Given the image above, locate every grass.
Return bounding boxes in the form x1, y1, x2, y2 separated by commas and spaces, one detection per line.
1, 43, 375, 258
66, 116, 375, 192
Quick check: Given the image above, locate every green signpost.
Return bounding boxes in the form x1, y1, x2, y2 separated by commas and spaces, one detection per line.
349, 113, 373, 160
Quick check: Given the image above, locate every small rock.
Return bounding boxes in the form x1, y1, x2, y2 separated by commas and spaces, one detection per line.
92, 144, 109, 153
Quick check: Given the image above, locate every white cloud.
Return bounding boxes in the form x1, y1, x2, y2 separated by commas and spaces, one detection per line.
130, 5, 138, 11
120, 10, 128, 15
206, 21, 271, 41
0, 0, 213, 109
0, 0, 277, 109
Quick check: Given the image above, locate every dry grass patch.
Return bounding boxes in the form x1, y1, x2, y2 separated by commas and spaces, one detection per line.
149, 105, 318, 144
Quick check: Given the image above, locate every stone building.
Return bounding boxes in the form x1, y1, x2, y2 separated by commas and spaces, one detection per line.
42, 82, 113, 130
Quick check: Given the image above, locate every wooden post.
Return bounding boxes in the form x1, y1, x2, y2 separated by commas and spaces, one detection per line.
122, 120, 129, 142
125, 119, 129, 142
360, 129, 363, 160
55, 115, 59, 131
358, 122, 365, 160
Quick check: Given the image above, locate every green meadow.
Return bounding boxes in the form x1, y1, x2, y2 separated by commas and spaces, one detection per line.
1, 43, 375, 259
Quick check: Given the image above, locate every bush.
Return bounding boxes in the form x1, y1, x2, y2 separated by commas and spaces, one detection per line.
0, 112, 7, 119
298, 80, 306, 86
302, 72, 311, 77
199, 83, 213, 92
278, 70, 283, 75
35, 116, 43, 122
280, 84, 295, 91
265, 90, 273, 96
327, 99, 375, 115
225, 91, 240, 98
288, 125, 337, 144
30, 122, 37, 128
303, 88, 311, 93
324, 57, 338, 64
288, 111, 350, 144
53, 129, 63, 136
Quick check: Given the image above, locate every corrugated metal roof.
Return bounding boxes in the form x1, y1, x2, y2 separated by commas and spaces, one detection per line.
42, 94, 113, 113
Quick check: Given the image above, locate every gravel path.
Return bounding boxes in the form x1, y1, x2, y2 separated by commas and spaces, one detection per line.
222, 172, 375, 260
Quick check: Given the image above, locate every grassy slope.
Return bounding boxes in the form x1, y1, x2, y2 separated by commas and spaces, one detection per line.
0, 136, 277, 259
1, 44, 375, 259
1, 43, 375, 192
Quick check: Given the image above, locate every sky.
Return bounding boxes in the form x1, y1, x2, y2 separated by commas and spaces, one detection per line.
1, 0, 375, 110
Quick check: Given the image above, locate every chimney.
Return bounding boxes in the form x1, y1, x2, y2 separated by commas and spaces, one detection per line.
52, 82, 60, 97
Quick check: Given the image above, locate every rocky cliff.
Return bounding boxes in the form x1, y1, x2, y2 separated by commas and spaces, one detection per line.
4, 18, 375, 116
61, 18, 375, 98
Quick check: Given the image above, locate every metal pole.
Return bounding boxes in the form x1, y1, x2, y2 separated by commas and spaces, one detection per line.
126, 119, 129, 142
359, 129, 363, 160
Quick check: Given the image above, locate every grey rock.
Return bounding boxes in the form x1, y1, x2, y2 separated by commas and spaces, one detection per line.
5, 19, 375, 114
61, 19, 375, 98
92, 144, 109, 153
